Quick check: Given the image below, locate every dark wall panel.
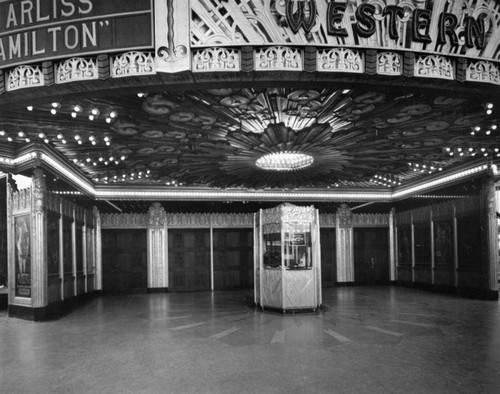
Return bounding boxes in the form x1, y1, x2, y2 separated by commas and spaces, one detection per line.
102, 229, 147, 293
213, 228, 253, 290
354, 228, 389, 285
168, 229, 210, 292
320, 228, 336, 287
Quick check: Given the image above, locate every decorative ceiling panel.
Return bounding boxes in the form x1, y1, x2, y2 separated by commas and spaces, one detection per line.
0, 86, 497, 190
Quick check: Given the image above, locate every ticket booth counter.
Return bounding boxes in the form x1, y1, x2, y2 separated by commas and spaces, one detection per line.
254, 204, 321, 312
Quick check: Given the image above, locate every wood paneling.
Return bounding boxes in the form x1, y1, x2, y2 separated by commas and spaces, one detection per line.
168, 229, 210, 292
102, 229, 147, 293
213, 228, 253, 290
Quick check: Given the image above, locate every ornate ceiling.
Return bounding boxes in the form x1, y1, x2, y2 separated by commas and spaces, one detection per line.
0, 85, 498, 192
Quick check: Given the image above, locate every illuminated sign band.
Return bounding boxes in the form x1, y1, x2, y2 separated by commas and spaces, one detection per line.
0, 0, 153, 68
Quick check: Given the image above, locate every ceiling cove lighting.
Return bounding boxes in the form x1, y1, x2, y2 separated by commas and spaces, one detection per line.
256, 151, 314, 171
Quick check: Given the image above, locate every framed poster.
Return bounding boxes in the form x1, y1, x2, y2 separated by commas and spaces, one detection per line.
15, 215, 31, 297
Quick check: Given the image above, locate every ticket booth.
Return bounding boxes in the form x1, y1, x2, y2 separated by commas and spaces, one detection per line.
254, 204, 321, 312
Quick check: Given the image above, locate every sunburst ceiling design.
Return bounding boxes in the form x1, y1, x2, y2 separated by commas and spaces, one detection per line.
0, 86, 498, 190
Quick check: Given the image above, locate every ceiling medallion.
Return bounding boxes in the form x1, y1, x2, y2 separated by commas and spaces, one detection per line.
255, 151, 314, 171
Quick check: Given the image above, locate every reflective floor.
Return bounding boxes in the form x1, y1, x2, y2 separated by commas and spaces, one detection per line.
1, 287, 500, 394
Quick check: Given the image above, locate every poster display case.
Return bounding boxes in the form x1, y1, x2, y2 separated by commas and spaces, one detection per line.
254, 204, 321, 312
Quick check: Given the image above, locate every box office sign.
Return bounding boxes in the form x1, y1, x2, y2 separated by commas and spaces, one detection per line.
0, 0, 153, 69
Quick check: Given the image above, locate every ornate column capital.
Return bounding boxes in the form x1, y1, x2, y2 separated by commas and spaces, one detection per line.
32, 168, 46, 213
148, 202, 167, 227
337, 203, 353, 228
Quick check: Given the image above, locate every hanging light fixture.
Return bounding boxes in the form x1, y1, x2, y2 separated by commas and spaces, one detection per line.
255, 151, 314, 171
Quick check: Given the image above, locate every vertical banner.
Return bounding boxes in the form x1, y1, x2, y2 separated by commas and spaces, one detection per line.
15, 215, 31, 297
155, 0, 191, 73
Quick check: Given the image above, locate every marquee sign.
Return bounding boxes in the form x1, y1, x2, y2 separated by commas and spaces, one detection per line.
187, 0, 500, 60
0, 0, 153, 68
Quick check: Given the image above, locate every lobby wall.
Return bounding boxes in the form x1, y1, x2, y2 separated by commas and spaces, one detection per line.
395, 190, 498, 299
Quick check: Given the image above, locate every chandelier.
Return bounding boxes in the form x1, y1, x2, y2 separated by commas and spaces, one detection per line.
255, 151, 314, 171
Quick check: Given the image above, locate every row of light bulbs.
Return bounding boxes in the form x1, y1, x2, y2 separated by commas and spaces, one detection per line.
73, 155, 126, 168
408, 163, 443, 174
27, 103, 119, 123
0, 130, 111, 147
93, 170, 152, 183
470, 123, 497, 136
371, 174, 402, 187
445, 147, 500, 157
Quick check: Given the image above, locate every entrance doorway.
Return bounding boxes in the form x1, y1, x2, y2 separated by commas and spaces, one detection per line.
354, 228, 389, 285
101, 229, 148, 293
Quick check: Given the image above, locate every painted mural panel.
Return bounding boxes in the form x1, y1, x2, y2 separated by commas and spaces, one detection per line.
434, 220, 454, 266
457, 216, 482, 266
15, 215, 31, 297
397, 226, 411, 265
63, 217, 73, 274
47, 211, 60, 275
414, 223, 431, 265
76, 225, 83, 272
0, 209, 7, 286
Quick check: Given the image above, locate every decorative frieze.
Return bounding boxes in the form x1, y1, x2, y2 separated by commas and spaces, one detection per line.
455, 195, 481, 217
55, 58, 98, 84
412, 206, 431, 223
431, 201, 455, 220
395, 210, 412, 225
353, 213, 389, 227
101, 213, 148, 228
11, 188, 31, 213
111, 51, 156, 78
377, 52, 402, 76
192, 48, 240, 72
7, 65, 44, 91
210, 213, 253, 227
167, 213, 211, 227
415, 55, 454, 80
317, 48, 363, 73
319, 214, 336, 227
466, 61, 500, 85
255, 47, 302, 71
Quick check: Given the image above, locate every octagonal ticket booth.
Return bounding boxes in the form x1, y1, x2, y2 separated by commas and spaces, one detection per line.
254, 204, 321, 313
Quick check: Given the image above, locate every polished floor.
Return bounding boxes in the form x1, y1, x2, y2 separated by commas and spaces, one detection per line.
1, 287, 500, 394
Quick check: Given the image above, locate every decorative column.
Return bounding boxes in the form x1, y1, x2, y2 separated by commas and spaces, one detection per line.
389, 208, 396, 282
31, 168, 48, 310
147, 202, 168, 291
93, 207, 102, 292
483, 175, 499, 296
336, 204, 354, 283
